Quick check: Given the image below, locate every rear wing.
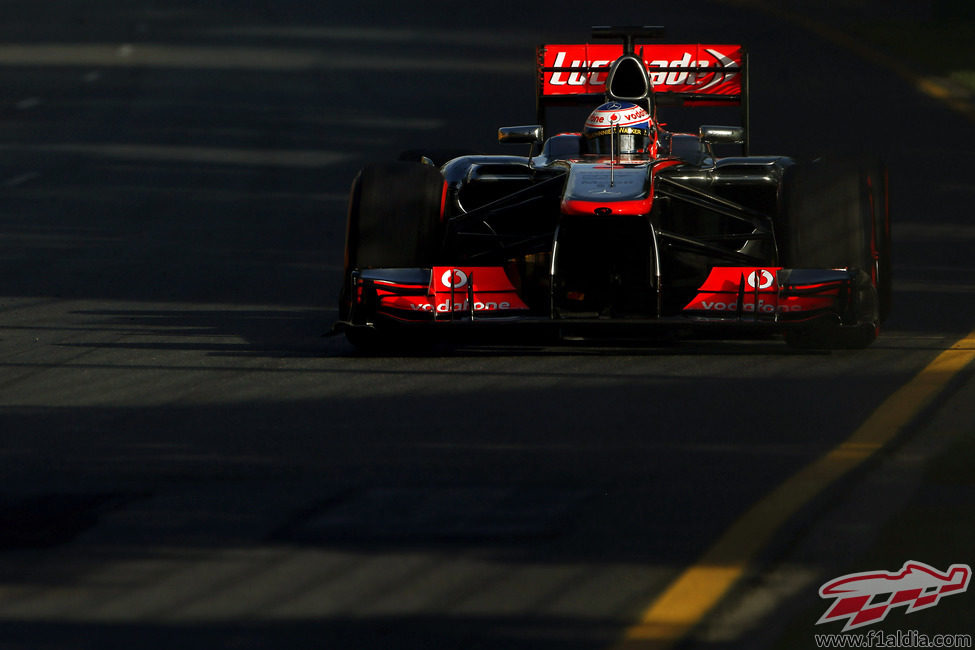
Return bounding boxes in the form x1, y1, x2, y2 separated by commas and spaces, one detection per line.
536, 41, 749, 149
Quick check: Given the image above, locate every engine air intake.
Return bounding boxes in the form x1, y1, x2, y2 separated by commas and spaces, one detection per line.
606, 55, 651, 101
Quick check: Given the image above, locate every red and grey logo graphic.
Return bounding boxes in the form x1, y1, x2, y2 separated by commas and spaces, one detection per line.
817, 561, 971, 631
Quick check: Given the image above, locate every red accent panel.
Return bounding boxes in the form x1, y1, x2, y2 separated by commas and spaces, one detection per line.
377, 267, 530, 316
561, 198, 654, 216
693, 267, 778, 292
439, 180, 448, 222
539, 44, 744, 100
430, 266, 520, 293
682, 267, 838, 315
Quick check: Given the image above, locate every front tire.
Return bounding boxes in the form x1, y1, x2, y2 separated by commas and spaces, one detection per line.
778, 160, 886, 349
339, 162, 445, 345
344, 161, 445, 271
864, 161, 892, 324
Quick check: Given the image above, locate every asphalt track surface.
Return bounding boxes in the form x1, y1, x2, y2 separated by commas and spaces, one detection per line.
0, 2, 972, 649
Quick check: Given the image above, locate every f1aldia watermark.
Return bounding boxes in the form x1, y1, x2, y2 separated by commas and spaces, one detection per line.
814, 629, 972, 648
816, 561, 970, 632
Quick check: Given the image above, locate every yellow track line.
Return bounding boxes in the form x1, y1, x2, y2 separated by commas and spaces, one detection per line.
607, 6, 975, 647
610, 330, 975, 650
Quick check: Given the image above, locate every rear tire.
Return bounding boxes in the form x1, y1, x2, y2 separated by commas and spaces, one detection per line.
339, 162, 445, 344
778, 161, 884, 349
398, 149, 476, 167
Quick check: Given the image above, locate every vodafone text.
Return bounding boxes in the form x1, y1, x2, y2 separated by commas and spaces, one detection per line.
699, 299, 802, 313
410, 300, 511, 313
586, 106, 649, 126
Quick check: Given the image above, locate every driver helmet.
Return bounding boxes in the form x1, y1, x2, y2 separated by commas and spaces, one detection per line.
583, 101, 655, 155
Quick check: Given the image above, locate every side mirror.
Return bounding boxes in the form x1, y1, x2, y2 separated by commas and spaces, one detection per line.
498, 125, 544, 145
699, 125, 745, 145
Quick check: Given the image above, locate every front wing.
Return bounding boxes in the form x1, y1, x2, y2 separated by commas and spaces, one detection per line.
337, 265, 875, 338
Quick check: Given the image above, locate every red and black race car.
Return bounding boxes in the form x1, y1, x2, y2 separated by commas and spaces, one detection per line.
337, 26, 890, 349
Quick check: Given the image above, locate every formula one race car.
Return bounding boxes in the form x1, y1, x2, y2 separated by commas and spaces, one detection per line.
337, 26, 890, 349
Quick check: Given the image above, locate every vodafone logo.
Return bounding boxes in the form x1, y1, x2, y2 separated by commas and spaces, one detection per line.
747, 269, 775, 290
441, 269, 468, 289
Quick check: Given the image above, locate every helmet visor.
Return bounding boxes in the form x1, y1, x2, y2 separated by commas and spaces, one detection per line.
585, 126, 651, 154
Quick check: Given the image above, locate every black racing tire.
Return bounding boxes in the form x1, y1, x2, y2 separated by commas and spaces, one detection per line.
778, 161, 872, 269
345, 161, 445, 270
864, 160, 892, 323
339, 161, 445, 332
778, 161, 882, 349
